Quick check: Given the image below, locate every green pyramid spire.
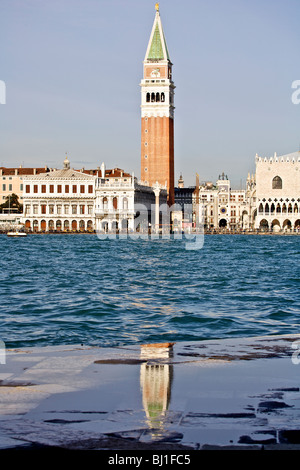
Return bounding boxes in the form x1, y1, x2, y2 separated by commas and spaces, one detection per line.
148, 24, 164, 60
145, 10, 170, 62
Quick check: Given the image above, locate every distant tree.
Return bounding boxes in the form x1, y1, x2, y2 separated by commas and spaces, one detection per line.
0, 193, 23, 213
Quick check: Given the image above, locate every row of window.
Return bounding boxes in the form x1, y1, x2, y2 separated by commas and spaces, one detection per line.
2, 184, 14, 191
25, 204, 94, 215
145, 80, 166, 83
25, 198, 129, 213
201, 195, 245, 202
99, 197, 128, 210
259, 202, 299, 213
25, 184, 94, 194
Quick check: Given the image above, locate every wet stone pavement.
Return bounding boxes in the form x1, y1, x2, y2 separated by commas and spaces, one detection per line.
1, 335, 300, 450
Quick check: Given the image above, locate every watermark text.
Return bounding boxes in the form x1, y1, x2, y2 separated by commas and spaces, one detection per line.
291, 80, 300, 104
292, 340, 300, 364
0, 80, 6, 104
0, 340, 6, 364
96, 203, 205, 250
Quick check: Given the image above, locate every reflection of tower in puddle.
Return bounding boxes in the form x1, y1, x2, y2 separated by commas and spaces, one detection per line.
140, 343, 174, 436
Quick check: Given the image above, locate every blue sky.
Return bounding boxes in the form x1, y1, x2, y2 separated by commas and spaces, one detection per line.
0, 0, 299, 188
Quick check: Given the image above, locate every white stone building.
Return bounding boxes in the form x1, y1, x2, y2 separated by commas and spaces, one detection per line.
175, 150, 300, 233
196, 173, 249, 231
197, 150, 300, 233
21, 156, 167, 233
95, 162, 167, 233
254, 151, 300, 232
22, 155, 96, 232
95, 163, 134, 232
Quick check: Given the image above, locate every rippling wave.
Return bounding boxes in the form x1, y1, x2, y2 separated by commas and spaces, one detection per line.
0, 234, 299, 348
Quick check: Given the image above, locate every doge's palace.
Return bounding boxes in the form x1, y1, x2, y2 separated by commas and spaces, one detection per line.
255, 151, 300, 232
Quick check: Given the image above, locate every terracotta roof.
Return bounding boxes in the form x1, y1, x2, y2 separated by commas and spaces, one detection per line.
0, 167, 49, 176
82, 168, 132, 178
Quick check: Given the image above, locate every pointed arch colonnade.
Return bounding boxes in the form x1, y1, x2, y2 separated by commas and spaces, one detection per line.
256, 198, 300, 231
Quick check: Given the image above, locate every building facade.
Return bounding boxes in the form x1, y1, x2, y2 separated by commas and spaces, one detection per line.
0, 166, 48, 205
94, 163, 134, 232
140, 4, 175, 206
254, 151, 300, 232
172, 173, 250, 232
190, 173, 247, 231
95, 171, 166, 233
172, 150, 300, 233
95, 163, 167, 233
22, 155, 96, 232
21, 156, 167, 233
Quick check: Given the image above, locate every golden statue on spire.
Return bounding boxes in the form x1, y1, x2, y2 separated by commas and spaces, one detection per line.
155, 3, 159, 12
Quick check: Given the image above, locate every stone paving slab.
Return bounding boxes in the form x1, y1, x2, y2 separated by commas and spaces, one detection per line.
1, 334, 300, 450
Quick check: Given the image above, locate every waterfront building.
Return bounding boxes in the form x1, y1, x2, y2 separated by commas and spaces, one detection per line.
0, 166, 48, 205
173, 173, 247, 232
95, 162, 167, 233
173, 149, 300, 233
194, 173, 248, 231
22, 155, 96, 232
140, 4, 175, 206
254, 151, 300, 232
94, 163, 133, 232
21, 155, 167, 233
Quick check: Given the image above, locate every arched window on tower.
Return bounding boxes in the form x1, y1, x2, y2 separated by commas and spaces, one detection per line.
151, 93, 155, 102
272, 176, 282, 189
146, 93, 150, 103
156, 92, 160, 102
161, 92, 165, 102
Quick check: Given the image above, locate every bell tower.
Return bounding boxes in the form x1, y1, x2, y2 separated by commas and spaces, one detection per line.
140, 3, 175, 205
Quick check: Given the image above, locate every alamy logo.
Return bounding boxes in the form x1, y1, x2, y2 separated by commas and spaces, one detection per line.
291, 80, 300, 105
291, 340, 300, 364
0, 80, 6, 104
0, 340, 6, 364
96, 203, 205, 251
